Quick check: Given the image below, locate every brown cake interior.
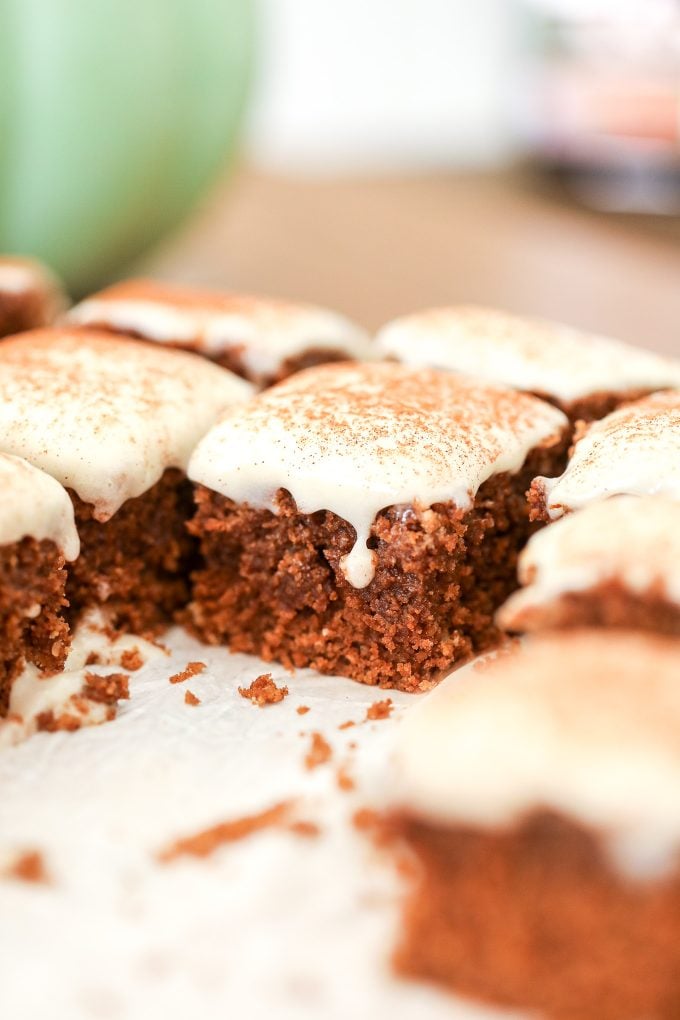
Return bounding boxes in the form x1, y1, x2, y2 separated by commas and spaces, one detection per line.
0, 537, 70, 716
184, 439, 567, 691
67, 468, 196, 636
392, 809, 680, 1020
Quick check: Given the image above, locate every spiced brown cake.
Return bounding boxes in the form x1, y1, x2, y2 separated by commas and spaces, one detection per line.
530, 389, 680, 521
66, 278, 372, 387
0, 256, 67, 338
389, 630, 680, 1020
498, 495, 680, 635
376, 305, 680, 422
0, 329, 253, 635
0, 454, 79, 716
185, 361, 568, 690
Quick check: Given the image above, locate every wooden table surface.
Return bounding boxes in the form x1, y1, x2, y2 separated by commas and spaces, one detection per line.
146, 167, 680, 357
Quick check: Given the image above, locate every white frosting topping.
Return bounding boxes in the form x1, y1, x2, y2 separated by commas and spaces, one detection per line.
376, 306, 680, 403
498, 495, 680, 630
0, 256, 66, 323
0, 330, 254, 520
188, 362, 567, 587
0, 454, 79, 559
66, 279, 373, 381
535, 391, 680, 519
393, 630, 680, 877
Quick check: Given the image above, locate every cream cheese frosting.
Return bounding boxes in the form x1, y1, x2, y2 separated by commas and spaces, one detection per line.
376, 306, 680, 403
0, 453, 79, 560
0, 329, 254, 520
534, 391, 680, 519
66, 279, 373, 381
188, 361, 568, 588
0, 256, 67, 323
392, 630, 680, 877
497, 495, 680, 630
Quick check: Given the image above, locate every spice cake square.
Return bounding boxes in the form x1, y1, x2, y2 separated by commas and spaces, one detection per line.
530, 389, 680, 521
388, 630, 680, 1020
186, 361, 568, 690
0, 256, 67, 338
0, 454, 79, 716
0, 329, 253, 635
377, 306, 680, 422
66, 278, 372, 387
498, 495, 680, 636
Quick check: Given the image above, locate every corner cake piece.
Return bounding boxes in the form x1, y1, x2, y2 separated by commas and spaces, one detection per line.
0, 454, 79, 716
376, 305, 680, 421
0, 256, 67, 338
186, 362, 568, 690
0, 329, 253, 635
389, 630, 680, 1020
66, 278, 372, 387
498, 495, 680, 636
531, 390, 680, 521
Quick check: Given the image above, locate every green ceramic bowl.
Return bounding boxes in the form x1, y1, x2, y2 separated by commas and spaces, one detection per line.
0, 0, 254, 293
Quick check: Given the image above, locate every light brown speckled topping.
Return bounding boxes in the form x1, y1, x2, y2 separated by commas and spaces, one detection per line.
376, 305, 680, 402
535, 390, 680, 518
189, 362, 567, 586
0, 329, 253, 519
66, 278, 372, 379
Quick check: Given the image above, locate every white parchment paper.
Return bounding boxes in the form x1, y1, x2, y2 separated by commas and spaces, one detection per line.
0, 629, 513, 1020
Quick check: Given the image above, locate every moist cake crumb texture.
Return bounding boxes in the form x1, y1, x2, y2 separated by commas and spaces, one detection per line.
376, 305, 680, 416
186, 362, 567, 688
389, 629, 680, 1020
66, 277, 372, 386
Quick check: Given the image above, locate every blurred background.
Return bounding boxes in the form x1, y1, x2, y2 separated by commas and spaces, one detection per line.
1, 0, 679, 352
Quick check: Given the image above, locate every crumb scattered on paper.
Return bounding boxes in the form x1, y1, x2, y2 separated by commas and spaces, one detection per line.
239, 673, 288, 707
305, 732, 332, 770
366, 699, 392, 721
158, 802, 292, 863
184, 690, 200, 706
296, 705, 310, 716
169, 661, 206, 685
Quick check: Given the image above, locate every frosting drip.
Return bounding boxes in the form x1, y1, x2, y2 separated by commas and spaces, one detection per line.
189, 362, 567, 587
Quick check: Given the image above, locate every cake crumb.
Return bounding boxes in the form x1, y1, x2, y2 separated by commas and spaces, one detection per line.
120, 647, 145, 672
84, 651, 101, 666
239, 673, 288, 706
305, 732, 332, 770
83, 672, 129, 704
338, 720, 355, 730
7, 850, 50, 884
169, 661, 206, 685
184, 690, 200, 706
289, 820, 321, 838
158, 801, 291, 862
337, 766, 356, 792
366, 698, 393, 721
36, 710, 82, 733
296, 705, 310, 716
353, 808, 381, 832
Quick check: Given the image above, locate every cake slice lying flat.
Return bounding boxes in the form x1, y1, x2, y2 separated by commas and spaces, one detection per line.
186, 361, 568, 690
0, 329, 253, 634
377, 306, 680, 422
531, 389, 680, 520
0, 256, 67, 338
0, 454, 79, 715
388, 630, 680, 1020
66, 278, 372, 387
498, 495, 680, 636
